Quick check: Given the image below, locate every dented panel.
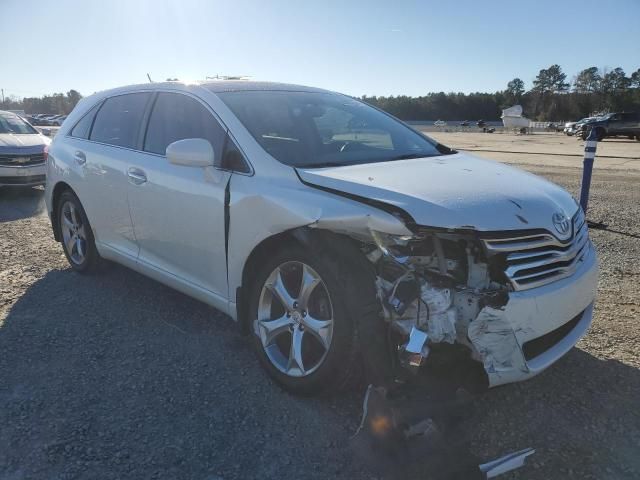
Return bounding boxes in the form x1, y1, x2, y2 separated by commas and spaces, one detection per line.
225, 170, 412, 318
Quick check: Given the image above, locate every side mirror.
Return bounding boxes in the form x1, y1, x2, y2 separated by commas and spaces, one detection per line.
166, 138, 215, 167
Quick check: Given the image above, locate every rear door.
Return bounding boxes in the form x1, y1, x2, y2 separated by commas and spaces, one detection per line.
66, 92, 152, 260
126, 91, 231, 299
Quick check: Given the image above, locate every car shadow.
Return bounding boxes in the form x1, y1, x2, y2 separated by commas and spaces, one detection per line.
0, 264, 366, 479
1, 264, 639, 479
0, 186, 46, 222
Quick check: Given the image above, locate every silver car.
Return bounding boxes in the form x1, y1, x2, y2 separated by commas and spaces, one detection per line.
45, 81, 598, 394
0, 110, 50, 187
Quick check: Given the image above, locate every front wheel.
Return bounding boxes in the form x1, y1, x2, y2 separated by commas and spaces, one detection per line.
248, 243, 365, 395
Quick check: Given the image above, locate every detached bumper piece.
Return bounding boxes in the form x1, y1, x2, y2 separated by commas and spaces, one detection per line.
351, 385, 535, 479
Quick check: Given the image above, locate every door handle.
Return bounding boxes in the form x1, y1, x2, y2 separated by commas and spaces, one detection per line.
73, 150, 86, 165
127, 167, 147, 185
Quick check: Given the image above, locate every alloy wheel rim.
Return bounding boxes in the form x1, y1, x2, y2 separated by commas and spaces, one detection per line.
255, 261, 334, 378
60, 201, 87, 265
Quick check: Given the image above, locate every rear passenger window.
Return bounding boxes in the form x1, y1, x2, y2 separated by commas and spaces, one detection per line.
70, 102, 101, 139
144, 93, 225, 157
90, 93, 151, 148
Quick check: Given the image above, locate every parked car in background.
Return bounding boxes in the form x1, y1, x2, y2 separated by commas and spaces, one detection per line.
564, 117, 595, 136
51, 115, 67, 126
30, 114, 52, 126
44, 115, 63, 126
577, 112, 640, 141
28, 114, 44, 125
0, 110, 50, 187
45, 81, 598, 395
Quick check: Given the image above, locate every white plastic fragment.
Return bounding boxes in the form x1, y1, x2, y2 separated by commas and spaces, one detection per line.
426, 309, 458, 344
479, 447, 535, 478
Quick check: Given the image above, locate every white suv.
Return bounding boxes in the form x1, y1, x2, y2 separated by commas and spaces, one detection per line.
45, 81, 598, 394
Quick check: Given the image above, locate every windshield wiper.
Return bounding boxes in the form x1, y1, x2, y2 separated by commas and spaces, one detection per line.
296, 161, 351, 168
388, 153, 430, 161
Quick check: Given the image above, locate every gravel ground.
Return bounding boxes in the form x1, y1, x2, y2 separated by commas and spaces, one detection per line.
1, 162, 639, 480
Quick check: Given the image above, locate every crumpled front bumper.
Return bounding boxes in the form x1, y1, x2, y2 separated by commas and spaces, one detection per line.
469, 241, 599, 387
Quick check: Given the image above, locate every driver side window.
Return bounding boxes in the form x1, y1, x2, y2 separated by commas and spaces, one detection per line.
143, 92, 225, 159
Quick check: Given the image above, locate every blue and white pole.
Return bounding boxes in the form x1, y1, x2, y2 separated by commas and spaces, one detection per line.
579, 127, 598, 214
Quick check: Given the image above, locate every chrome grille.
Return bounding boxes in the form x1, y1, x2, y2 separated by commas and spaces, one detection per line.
483, 209, 590, 290
0, 153, 46, 167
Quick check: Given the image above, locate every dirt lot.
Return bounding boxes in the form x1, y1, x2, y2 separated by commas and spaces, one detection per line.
1, 134, 639, 479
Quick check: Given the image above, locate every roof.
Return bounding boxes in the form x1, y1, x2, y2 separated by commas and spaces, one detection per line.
199, 80, 329, 94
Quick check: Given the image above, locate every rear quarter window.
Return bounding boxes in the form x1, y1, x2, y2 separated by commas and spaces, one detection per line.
89, 93, 152, 148
69, 102, 101, 139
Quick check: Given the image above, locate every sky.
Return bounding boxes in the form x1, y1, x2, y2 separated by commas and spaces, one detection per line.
2, 0, 639, 99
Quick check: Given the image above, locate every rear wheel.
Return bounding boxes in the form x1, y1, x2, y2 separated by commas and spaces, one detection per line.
57, 191, 101, 272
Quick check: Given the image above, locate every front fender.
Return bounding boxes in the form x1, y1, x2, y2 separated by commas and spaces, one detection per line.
226, 173, 412, 318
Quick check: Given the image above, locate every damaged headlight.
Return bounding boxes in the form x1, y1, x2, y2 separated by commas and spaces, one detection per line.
370, 230, 415, 257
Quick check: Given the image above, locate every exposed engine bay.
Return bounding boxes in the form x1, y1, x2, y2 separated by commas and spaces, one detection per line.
363, 228, 517, 386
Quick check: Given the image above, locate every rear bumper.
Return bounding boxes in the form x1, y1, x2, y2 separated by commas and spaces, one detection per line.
0, 164, 46, 186
469, 241, 598, 387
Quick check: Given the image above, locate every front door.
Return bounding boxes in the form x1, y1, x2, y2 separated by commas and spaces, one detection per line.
126, 91, 230, 299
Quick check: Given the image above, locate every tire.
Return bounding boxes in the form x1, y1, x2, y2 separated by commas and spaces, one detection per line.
247, 239, 379, 395
57, 190, 102, 273
595, 128, 605, 142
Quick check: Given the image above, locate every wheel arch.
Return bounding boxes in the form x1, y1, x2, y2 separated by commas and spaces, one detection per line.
236, 227, 374, 335
51, 181, 76, 242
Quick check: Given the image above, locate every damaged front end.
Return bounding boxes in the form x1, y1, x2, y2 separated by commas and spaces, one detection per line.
363, 226, 521, 387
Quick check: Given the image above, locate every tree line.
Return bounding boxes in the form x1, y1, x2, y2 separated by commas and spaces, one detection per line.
363, 65, 640, 122
2, 65, 639, 121
0, 90, 83, 115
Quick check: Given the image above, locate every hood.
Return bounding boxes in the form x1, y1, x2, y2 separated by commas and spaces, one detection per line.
296, 152, 578, 233
0, 133, 50, 155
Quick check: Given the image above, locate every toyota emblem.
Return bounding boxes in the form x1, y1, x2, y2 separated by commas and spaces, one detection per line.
552, 212, 571, 236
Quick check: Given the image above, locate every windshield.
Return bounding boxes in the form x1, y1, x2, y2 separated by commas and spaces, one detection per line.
0, 112, 38, 134
217, 91, 451, 168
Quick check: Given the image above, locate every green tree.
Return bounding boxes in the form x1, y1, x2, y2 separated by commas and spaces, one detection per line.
601, 67, 630, 94
532, 64, 570, 93
505, 78, 525, 105
574, 67, 601, 93
530, 65, 570, 119
66, 90, 82, 111
630, 68, 640, 88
